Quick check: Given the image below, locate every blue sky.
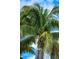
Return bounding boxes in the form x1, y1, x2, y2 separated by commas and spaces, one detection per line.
21, 52, 35, 59
21, 51, 50, 59
20, 0, 59, 9
20, 0, 59, 59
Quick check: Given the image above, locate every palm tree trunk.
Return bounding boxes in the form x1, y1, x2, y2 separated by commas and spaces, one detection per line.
51, 52, 54, 59
51, 55, 53, 59
51, 52, 58, 59
35, 48, 44, 59
35, 35, 44, 59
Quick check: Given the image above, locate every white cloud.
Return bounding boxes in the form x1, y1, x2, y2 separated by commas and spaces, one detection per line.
44, 53, 50, 59
31, 43, 37, 49
28, 55, 35, 59
47, 0, 53, 2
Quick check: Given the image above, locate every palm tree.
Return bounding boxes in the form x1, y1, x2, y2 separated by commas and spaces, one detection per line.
20, 3, 59, 59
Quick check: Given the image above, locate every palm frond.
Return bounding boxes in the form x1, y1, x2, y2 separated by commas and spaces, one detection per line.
20, 35, 36, 54
48, 6, 59, 17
